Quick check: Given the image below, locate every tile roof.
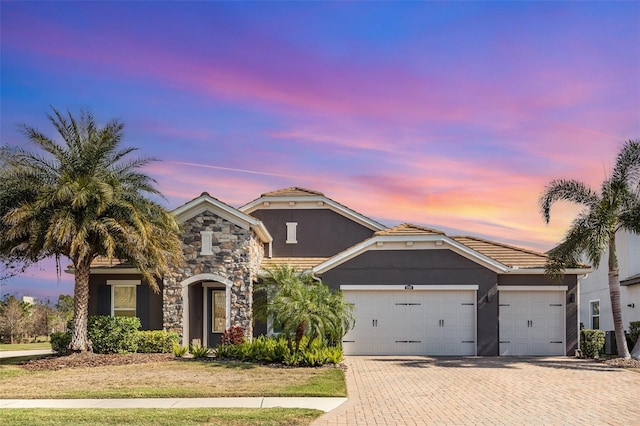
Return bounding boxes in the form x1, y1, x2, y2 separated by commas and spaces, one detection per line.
375, 223, 445, 236
260, 187, 325, 197
451, 236, 548, 269
261, 257, 328, 271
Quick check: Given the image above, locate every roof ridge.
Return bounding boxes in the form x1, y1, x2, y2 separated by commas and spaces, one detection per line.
376, 223, 445, 236
260, 187, 325, 197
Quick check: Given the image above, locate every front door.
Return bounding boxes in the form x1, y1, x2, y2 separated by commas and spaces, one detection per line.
207, 287, 227, 347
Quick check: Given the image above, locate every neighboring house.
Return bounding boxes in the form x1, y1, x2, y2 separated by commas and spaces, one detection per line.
579, 230, 640, 337
86, 187, 590, 356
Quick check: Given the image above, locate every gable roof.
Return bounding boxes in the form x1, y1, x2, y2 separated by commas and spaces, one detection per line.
239, 187, 386, 232
313, 223, 591, 276
173, 192, 272, 243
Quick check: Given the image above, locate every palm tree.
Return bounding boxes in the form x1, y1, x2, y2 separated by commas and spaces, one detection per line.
255, 265, 354, 352
539, 139, 640, 359
0, 108, 183, 352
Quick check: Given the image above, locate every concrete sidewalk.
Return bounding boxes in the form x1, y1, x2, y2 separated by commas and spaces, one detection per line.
0, 397, 347, 412
0, 349, 54, 358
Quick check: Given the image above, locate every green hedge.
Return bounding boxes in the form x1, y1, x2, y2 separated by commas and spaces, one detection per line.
50, 317, 180, 355
137, 330, 180, 353
216, 335, 343, 366
88, 316, 141, 354
580, 329, 605, 358
50, 331, 71, 355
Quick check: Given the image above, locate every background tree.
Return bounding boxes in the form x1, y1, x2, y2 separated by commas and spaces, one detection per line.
540, 139, 640, 359
0, 108, 183, 352
0, 295, 32, 344
255, 265, 355, 352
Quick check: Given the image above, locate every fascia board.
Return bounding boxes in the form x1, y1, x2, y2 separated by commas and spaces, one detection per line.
502, 267, 593, 275
239, 196, 386, 231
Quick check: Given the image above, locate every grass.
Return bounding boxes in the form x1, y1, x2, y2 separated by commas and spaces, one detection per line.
0, 342, 51, 351
0, 408, 322, 425
0, 359, 346, 399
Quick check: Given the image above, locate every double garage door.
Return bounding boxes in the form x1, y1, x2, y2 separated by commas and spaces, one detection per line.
342, 290, 476, 356
342, 288, 566, 356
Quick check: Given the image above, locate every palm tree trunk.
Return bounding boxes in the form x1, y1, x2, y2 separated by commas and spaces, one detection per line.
70, 257, 92, 352
608, 238, 630, 358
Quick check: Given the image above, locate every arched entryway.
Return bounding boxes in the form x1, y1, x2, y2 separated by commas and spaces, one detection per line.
180, 274, 232, 347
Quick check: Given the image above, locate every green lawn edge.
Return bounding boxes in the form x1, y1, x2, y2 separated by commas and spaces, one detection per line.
0, 408, 323, 426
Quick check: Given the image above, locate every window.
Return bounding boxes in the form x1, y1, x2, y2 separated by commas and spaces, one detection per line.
286, 222, 297, 244
113, 286, 136, 317
200, 231, 213, 255
212, 290, 226, 332
590, 300, 600, 329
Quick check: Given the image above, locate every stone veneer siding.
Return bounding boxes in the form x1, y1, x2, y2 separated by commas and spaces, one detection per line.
162, 210, 264, 341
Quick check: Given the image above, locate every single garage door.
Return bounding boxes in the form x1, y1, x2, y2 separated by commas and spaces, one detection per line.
499, 290, 565, 356
342, 289, 476, 356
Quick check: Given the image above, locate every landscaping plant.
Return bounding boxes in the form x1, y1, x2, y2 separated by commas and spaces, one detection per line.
580, 329, 606, 358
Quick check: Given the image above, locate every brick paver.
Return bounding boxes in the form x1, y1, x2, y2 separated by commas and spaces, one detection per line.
312, 356, 640, 425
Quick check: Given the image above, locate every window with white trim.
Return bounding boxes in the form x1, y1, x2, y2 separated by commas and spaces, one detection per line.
286, 222, 297, 244
200, 231, 213, 255
112, 285, 136, 317
590, 300, 600, 329
211, 290, 226, 332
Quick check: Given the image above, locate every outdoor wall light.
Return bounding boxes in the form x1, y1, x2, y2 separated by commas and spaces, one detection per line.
568, 294, 575, 304
486, 292, 491, 303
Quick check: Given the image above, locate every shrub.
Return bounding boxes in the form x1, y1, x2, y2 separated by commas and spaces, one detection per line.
220, 326, 246, 345
629, 321, 640, 347
136, 330, 180, 353
50, 331, 71, 355
216, 335, 342, 366
580, 329, 605, 358
172, 342, 188, 357
87, 316, 141, 354
190, 343, 211, 359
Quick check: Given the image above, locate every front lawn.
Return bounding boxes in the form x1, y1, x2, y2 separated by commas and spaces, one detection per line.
0, 342, 52, 351
0, 408, 322, 426
0, 356, 346, 399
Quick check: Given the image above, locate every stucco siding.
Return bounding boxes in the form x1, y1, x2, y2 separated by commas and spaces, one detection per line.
250, 208, 375, 257
88, 273, 163, 330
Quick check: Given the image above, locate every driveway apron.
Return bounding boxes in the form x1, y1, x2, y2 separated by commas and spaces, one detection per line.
312, 356, 640, 425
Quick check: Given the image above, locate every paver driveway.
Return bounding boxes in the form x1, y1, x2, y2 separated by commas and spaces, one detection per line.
312, 356, 640, 425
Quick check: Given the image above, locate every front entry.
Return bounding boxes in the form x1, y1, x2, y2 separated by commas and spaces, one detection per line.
206, 287, 227, 347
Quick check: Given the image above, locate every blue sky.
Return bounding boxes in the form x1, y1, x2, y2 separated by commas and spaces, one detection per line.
1, 1, 639, 300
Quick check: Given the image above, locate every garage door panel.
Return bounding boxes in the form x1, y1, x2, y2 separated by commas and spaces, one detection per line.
499, 291, 565, 356
343, 290, 476, 356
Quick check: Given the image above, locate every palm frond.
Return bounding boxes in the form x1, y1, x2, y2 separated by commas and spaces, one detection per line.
539, 179, 599, 223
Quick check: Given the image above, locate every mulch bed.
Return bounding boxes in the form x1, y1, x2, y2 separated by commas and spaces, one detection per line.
20, 353, 174, 371
603, 357, 640, 368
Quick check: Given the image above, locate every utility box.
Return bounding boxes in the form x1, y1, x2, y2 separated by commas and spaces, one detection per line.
604, 331, 617, 355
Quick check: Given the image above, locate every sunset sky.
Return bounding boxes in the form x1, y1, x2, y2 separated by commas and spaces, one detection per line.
1, 1, 639, 300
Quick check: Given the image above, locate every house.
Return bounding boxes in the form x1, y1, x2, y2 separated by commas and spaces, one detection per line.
86, 187, 590, 356
579, 230, 640, 341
